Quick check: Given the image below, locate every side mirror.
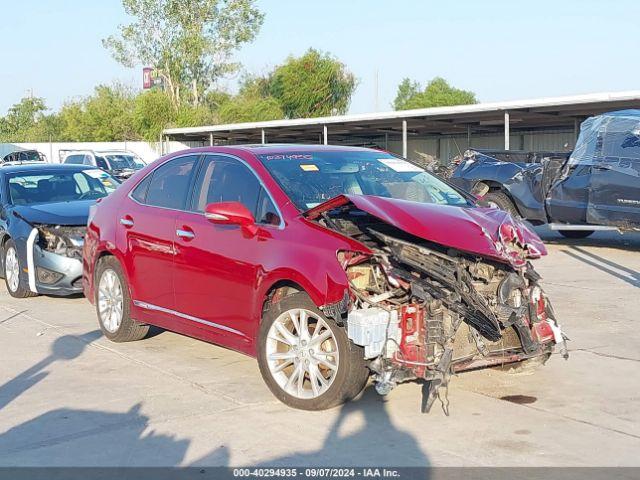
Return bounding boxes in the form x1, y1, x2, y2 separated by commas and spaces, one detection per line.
470, 182, 490, 200
204, 201, 256, 228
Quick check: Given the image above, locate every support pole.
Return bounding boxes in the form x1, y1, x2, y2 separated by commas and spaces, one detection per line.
466, 125, 471, 148
323, 125, 328, 145
261, 129, 266, 145
209, 133, 214, 146
402, 120, 408, 158
504, 111, 510, 150
573, 118, 580, 142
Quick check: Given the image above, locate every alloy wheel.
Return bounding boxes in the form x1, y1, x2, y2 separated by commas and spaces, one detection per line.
5, 247, 19, 293
265, 308, 339, 399
98, 269, 124, 333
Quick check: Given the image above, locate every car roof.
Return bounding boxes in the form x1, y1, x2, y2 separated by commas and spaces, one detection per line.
0, 163, 96, 175
179, 144, 379, 157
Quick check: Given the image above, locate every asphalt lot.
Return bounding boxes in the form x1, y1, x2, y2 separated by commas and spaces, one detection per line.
0, 228, 639, 467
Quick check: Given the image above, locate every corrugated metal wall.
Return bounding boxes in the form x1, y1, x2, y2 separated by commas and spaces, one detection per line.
382, 129, 576, 163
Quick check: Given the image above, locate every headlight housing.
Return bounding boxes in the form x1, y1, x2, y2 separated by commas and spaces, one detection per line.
37, 226, 86, 260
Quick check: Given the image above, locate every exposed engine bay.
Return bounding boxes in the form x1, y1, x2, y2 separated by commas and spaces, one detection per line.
316, 204, 568, 413
36, 225, 86, 260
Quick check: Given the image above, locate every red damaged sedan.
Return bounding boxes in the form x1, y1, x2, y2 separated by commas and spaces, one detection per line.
83, 145, 567, 411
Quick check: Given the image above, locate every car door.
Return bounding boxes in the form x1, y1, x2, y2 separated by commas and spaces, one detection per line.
117, 154, 199, 324
586, 127, 640, 228
173, 154, 284, 351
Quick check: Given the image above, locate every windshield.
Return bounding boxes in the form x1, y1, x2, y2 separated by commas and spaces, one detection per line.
18, 151, 43, 161
105, 154, 144, 170
7, 169, 119, 205
258, 150, 469, 210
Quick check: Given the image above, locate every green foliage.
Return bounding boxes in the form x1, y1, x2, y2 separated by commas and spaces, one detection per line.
55, 84, 137, 142
218, 94, 283, 124
215, 74, 283, 123
393, 77, 477, 110
133, 89, 176, 141
103, 0, 264, 107
0, 96, 49, 142
175, 104, 218, 127
266, 49, 357, 118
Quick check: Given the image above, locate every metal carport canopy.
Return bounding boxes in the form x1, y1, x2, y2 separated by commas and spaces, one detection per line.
162, 91, 640, 147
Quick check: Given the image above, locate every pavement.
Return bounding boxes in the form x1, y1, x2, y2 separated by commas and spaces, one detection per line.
0, 228, 639, 467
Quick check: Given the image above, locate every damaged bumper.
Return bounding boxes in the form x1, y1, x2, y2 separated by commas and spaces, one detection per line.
311, 197, 568, 413
25, 226, 85, 296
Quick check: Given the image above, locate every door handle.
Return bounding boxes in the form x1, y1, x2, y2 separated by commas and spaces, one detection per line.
120, 217, 134, 227
176, 228, 195, 240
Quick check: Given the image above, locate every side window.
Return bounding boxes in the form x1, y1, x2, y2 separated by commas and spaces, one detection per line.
144, 155, 197, 209
65, 155, 84, 165
255, 187, 281, 226
83, 155, 94, 166
192, 156, 280, 225
131, 174, 152, 203
95, 156, 109, 169
192, 157, 260, 213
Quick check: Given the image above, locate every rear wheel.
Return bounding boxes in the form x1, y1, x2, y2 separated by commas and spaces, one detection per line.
258, 292, 369, 411
95, 256, 149, 342
3, 239, 37, 298
559, 230, 594, 239
484, 191, 520, 217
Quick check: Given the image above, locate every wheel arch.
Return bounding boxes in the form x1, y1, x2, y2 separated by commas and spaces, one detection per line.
252, 267, 347, 339
0, 233, 9, 276
479, 180, 525, 217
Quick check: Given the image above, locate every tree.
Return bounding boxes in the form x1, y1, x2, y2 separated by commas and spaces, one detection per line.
218, 93, 283, 123
57, 84, 137, 142
393, 77, 477, 110
133, 89, 176, 141
266, 49, 357, 118
0, 96, 48, 141
392, 79, 421, 111
103, 0, 264, 108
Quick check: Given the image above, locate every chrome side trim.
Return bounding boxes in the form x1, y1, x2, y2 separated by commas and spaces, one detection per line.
133, 300, 247, 338
548, 223, 618, 231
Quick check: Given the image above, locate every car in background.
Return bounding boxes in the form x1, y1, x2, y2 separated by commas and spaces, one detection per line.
61, 149, 146, 182
84, 145, 566, 411
0, 164, 119, 297
2, 149, 47, 164
450, 110, 640, 238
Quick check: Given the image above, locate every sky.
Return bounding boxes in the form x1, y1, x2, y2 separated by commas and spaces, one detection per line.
1, 0, 639, 116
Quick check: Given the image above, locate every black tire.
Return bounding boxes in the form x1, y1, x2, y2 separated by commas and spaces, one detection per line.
3, 239, 37, 298
95, 256, 149, 342
559, 230, 594, 239
257, 292, 369, 411
484, 191, 520, 217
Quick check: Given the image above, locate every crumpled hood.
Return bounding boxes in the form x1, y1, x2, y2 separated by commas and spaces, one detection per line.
304, 195, 547, 266
12, 201, 94, 226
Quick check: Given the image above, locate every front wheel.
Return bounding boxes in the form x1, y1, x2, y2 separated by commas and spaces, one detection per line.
257, 292, 369, 411
3, 239, 37, 298
483, 191, 520, 217
559, 230, 594, 239
95, 256, 149, 342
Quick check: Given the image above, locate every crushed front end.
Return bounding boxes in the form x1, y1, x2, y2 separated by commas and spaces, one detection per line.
314, 200, 568, 413
32, 225, 86, 295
